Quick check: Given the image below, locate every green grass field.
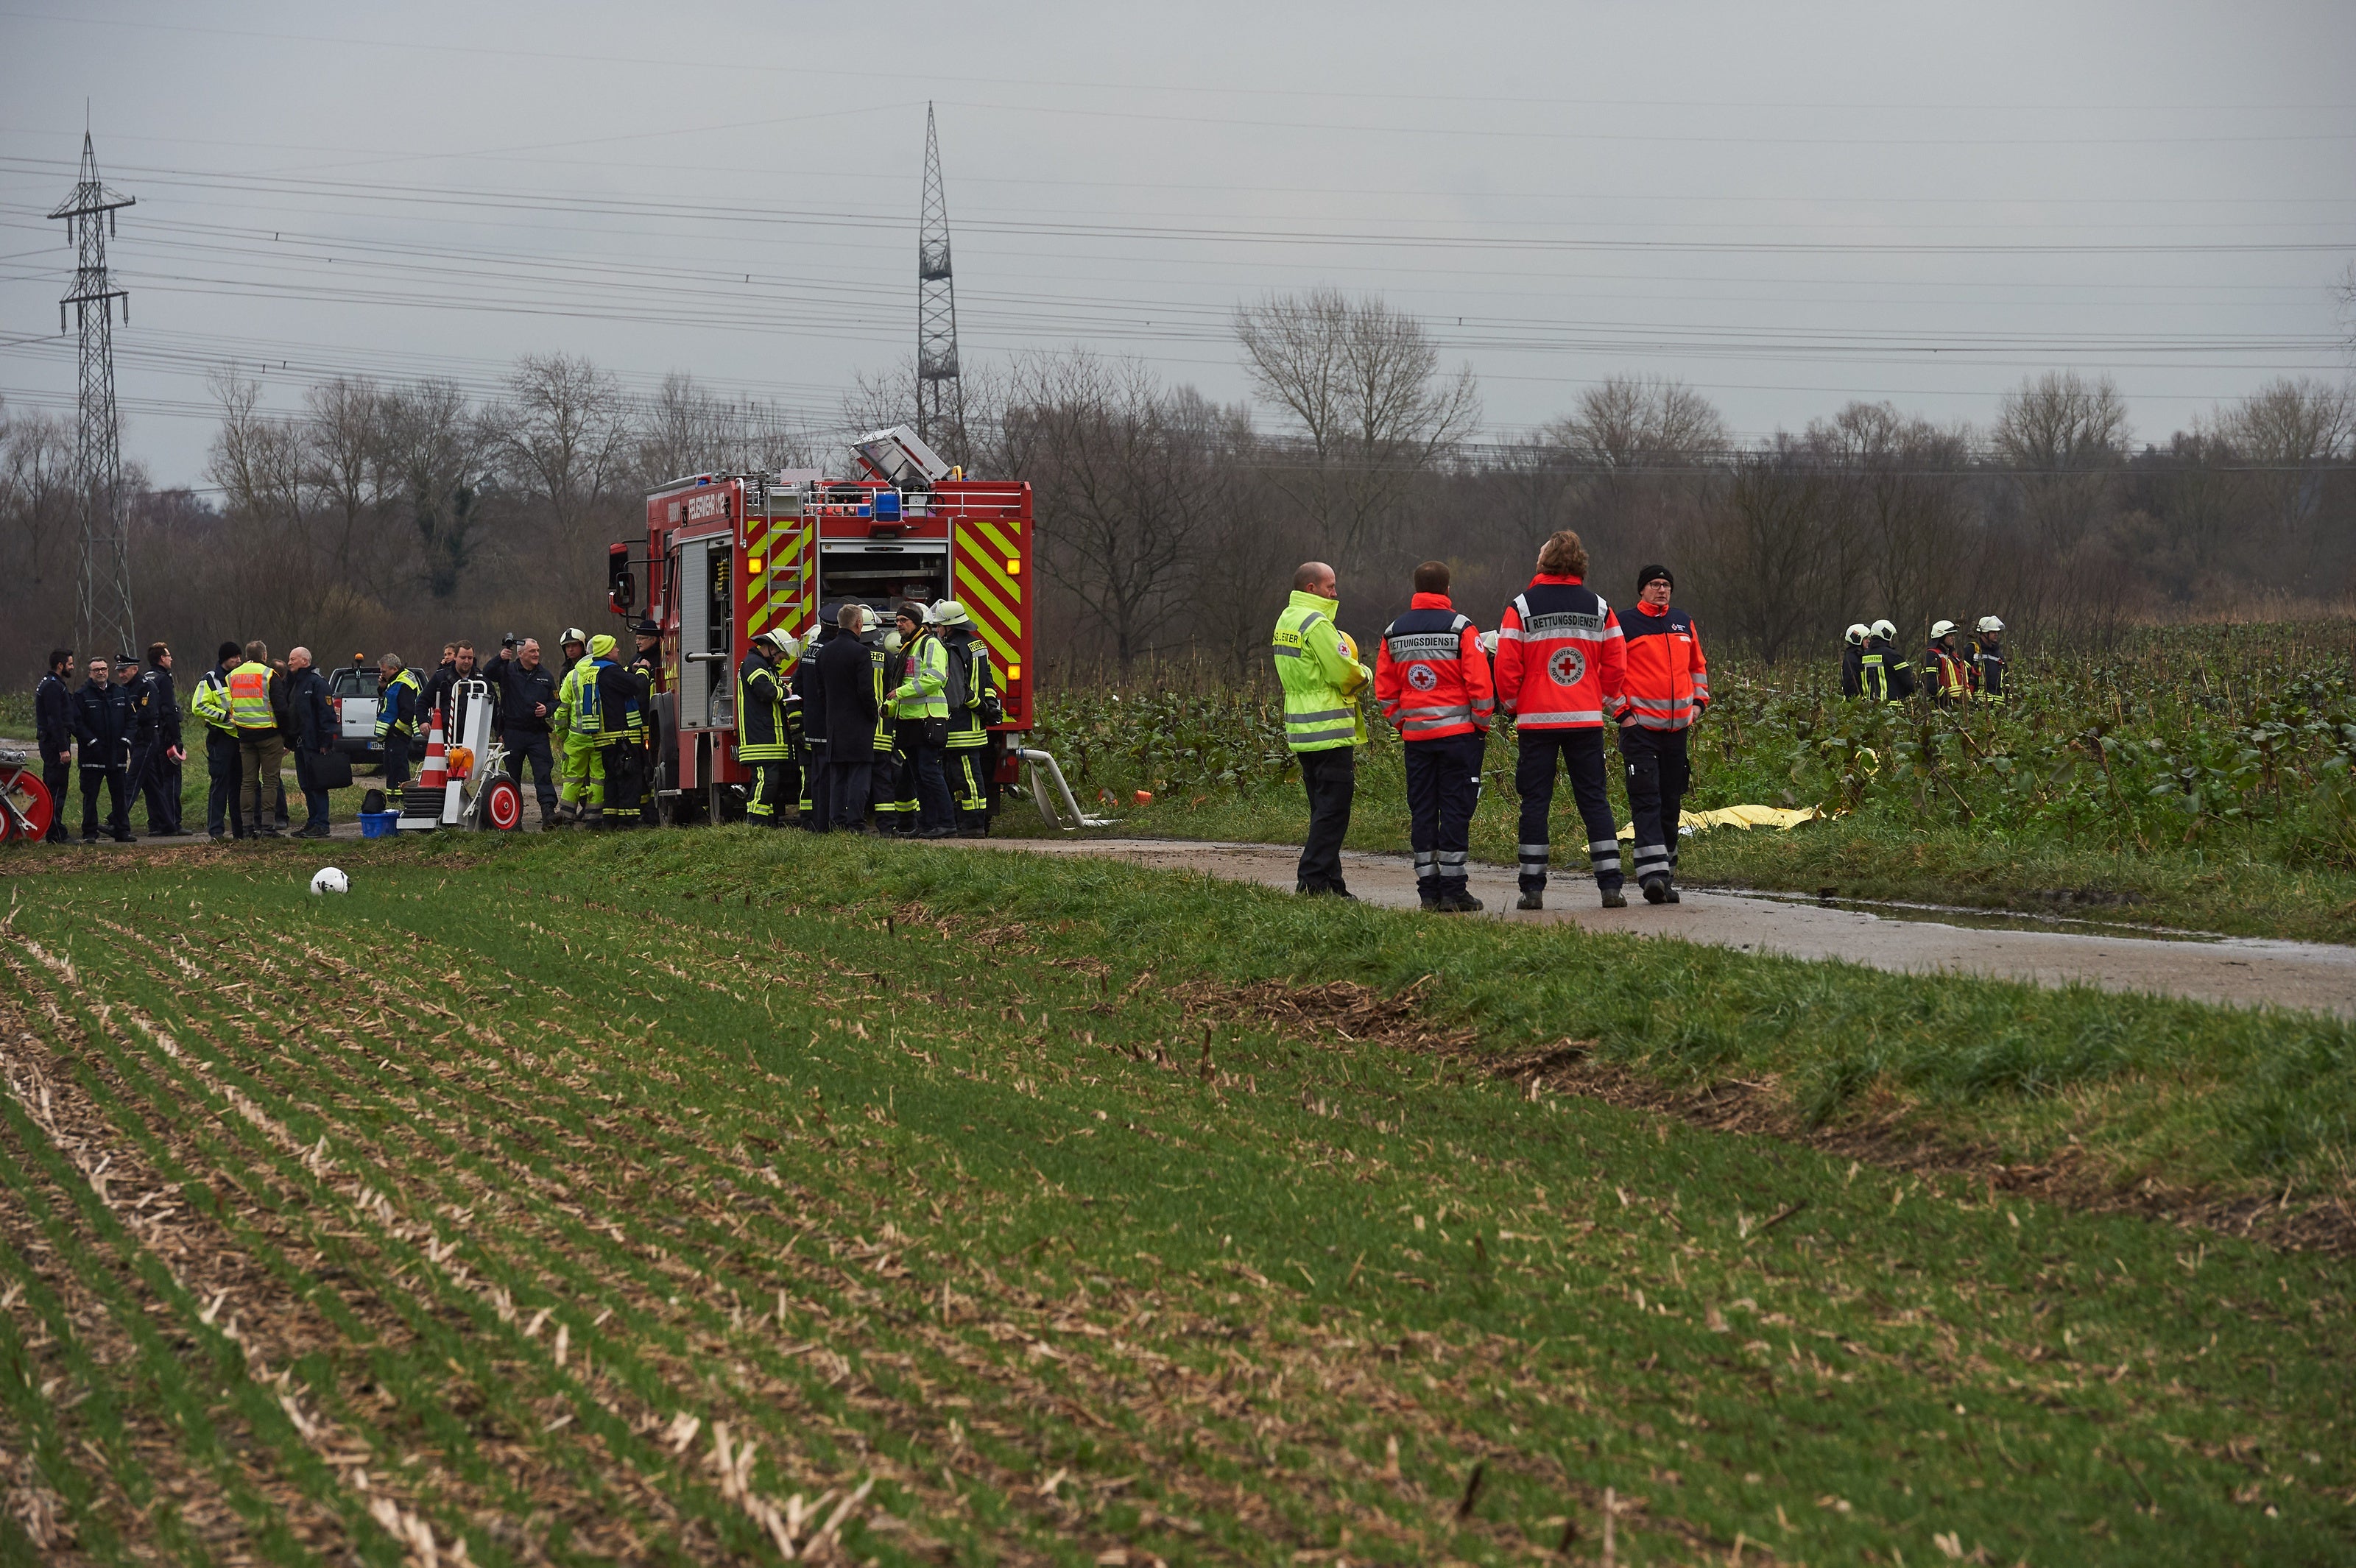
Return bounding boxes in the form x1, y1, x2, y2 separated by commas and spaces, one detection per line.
1, 828, 2349, 1565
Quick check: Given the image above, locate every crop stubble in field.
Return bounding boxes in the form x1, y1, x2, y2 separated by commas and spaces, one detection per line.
0, 837, 2350, 1566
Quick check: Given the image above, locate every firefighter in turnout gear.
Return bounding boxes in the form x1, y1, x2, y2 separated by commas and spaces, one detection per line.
594, 651, 649, 828
895, 606, 958, 837
1615, 565, 1707, 904
1924, 621, 1970, 706
1858, 620, 1915, 704
1495, 530, 1629, 910
1969, 615, 2006, 702
553, 632, 616, 824
1273, 560, 1372, 897
1375, 559, 1492, 912
932, 599, 997, 837
737, 631, 797, 826
886, 604, 928, 831
1840, 624, 1869, 699
870, 623, 911, 832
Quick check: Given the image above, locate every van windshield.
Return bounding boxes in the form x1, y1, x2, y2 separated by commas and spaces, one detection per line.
331, 669, 381, 699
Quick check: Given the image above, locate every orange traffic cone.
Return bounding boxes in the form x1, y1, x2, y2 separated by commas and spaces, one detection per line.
419, 714, 448, 793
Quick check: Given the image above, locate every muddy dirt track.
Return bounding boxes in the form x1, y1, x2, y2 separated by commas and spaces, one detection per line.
961, 838, 2356, 1019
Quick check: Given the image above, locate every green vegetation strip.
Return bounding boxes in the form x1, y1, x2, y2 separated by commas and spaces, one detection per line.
0, 830, 2349, 1566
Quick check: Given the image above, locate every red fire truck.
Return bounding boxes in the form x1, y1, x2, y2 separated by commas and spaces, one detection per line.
608, 426, 1034, 824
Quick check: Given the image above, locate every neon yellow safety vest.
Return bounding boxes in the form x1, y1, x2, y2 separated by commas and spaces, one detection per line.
895, 632, 948, 722
1272, 590, 1369, 753
191, 669, 235, 736
226, 661, 275, 732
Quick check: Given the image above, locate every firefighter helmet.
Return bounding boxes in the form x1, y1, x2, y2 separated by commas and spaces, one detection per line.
1931, 619, 1958, 640
1844, 623, 1869, 646
930, 599, 973, 629
560, 626, 588, 649
1870, 618, 1897, 642
1977, 615, 2004, 635
755, 629, 800, 663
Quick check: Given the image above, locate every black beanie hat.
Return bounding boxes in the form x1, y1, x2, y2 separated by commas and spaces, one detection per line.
1636, 564, 1673, 591
216, 640, 242, 665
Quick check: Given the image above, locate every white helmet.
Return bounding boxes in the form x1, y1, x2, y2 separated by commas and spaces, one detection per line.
1930, 619, 1957, 640
756, 629, 800, 663
1844, 623, 1869, 647
1976, 615, 2004, 635
1870, 618, 1897, 642
929, 598, 973, 629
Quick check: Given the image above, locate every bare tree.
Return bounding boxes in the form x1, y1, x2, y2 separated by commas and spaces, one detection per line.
1234, 289, 1478, 561
1006, 353, 1238, 672
1702, 441, 1838, 665
1992, 371, 2129, 551
0, 400, 82, 607
302, 376, 383, 585
1551, 374, 1729, 470
1542, 373, 1728, 574
643, 372, 821, 482
379, 379, 496, 601
498, 354, 632, 547
203, 370, 322, 632
1806, 401, 1972, 649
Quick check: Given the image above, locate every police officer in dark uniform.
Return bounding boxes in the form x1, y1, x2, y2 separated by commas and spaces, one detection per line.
130, 641, 189, 836
71, 654, 136, 842
35, 649, 74, 844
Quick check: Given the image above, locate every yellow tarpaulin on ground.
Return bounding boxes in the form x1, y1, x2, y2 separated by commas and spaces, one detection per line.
1618, 804, 1820, 839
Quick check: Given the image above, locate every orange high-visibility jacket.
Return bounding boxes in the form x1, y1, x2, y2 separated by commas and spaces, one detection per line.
1494, 575, 1625, 729
1375, 591, 1494, 741
1612, 601, 1708, 730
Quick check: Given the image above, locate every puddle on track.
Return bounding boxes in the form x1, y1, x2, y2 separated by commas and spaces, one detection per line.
1699, 884, 2227, 942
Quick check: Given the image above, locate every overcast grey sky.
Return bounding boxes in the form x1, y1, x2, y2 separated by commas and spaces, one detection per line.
2, 1, 2351, 487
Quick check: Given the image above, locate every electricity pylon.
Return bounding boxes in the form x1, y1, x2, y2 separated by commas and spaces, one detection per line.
49, 128, 136, 656
915, 102, 965, 461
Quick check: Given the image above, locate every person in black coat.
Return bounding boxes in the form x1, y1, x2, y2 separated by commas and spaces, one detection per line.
35, 649, 75, 844
285, 646, 338, 838
71, 654, 136, 842
130, 642, 189, 836
815, 603, 881, 832
479, 636, 561, 826
794, 612, 839, 831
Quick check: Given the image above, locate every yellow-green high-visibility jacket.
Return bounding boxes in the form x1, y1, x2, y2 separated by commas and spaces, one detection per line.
895, 631, 948, 723
226, 660, 277, 733
554, 657, 607, 746
1272, 590, 1369, 752
191, 668, 236, 738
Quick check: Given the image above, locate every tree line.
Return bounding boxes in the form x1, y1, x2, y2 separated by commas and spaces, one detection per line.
4, 292, 2352, 685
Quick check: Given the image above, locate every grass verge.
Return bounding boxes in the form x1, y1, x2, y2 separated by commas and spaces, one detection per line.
0, 828, 2349, 1564
997, 753, 2356, 947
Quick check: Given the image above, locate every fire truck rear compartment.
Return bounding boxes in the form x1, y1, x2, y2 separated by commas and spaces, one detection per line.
819, 543, 948, 619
